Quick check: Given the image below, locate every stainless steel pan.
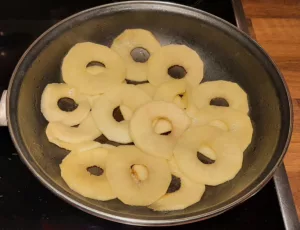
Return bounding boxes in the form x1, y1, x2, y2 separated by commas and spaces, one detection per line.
0, 1, 292, 226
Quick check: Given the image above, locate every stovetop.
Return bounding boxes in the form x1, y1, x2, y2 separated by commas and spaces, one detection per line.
0, 0, 298, 229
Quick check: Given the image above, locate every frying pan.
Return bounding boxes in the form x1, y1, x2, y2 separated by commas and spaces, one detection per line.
0, 1, 292, 226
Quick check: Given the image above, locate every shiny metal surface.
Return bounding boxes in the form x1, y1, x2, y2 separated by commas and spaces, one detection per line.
231, 0, 250, 34
6, 1, 293, 226
274, 166, 299, 230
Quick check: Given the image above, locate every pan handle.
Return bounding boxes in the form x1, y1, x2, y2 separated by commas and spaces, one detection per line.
0, 90, 7, 126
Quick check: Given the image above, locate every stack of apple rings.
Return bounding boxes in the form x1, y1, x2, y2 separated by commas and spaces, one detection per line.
40, 28, 252, 211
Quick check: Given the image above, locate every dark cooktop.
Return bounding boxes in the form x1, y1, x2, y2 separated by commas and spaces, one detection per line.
0, 0, 298, 229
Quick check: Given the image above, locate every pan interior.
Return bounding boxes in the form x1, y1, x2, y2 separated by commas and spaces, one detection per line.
10, 3, 291, 223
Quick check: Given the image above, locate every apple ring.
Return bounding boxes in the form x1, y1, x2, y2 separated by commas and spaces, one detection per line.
48, 138, 101, 152
149, 157, 205, 211
153, 79, 188, 109
184, 85, 200, 118
137, 80, 177, 133
119, 105, 133, 121
46, 113, 101, 144
137, 83, 156, 98
153, 119, 172, 135
174, 125, 243, 186
192, 80, 249, 114
92, 84, 151, 143
46, 120, 115, 152
192, 106, 253, 151
45, 123, 100, 152
60, 148, 116, 201
41, 83, 90, 126
148, 45, 204, 86
86, 95, 101, 107
129, 101, 191, 159
62, 42, 126, 95
111, 29, 161, 82
47, 134, 114, 152
106, 146, 171, 206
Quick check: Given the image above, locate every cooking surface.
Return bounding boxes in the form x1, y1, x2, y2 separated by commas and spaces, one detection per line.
0, 0, 288, 229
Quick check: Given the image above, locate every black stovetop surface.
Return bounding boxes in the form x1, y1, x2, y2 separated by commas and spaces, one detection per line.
0, 0, 287, 229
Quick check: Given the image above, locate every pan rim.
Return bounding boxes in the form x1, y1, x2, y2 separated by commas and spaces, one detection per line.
6, 0, 293, 226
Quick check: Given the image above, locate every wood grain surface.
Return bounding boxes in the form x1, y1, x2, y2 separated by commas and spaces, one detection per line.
242, 0, 300, 218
